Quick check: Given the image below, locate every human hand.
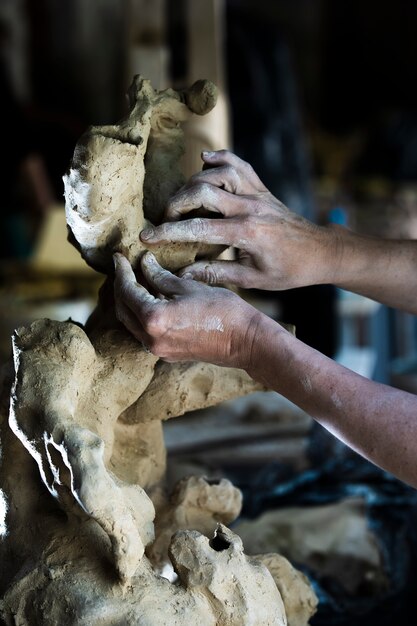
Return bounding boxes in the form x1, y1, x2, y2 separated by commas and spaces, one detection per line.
113, 251, 262, 368
140, 150, 340, 290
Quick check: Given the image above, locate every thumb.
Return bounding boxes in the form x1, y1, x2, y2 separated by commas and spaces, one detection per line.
141, 252, 188, 296
178, 260, 256, 288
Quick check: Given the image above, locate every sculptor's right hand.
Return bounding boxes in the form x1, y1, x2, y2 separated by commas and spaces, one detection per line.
140, 150, 340, 291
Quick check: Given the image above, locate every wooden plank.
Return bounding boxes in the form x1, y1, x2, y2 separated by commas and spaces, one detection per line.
170, 438, 310, 470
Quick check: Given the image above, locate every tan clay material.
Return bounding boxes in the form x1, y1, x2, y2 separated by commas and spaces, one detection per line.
1, 524, 287, 626
255, 554, 319, 626
121, 360, 264, 424
63, 76, 223, 273
0, 76, 316, 625
147, 476, 243, 570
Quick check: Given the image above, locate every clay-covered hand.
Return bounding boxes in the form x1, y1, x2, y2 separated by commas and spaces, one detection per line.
140, 149, 339, 290
113, 251, 261, 367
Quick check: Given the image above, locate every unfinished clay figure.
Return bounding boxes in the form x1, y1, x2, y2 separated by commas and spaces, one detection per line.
0, 76, 317, 625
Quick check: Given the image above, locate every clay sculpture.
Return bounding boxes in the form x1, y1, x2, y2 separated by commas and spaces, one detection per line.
0, 76, 317, 625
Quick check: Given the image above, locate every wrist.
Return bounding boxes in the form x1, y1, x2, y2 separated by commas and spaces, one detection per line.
288, 223, 348, 289
313, 224, 348, 285
237, 310, 289, 379
228, 307, 260, 370
326, 225, 376, 289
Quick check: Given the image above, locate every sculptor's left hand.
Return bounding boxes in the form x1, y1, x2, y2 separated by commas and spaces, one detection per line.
113, 251, 261, 368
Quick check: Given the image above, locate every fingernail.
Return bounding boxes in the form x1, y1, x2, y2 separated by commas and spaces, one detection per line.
140, 228, 155, 241
202, 150, 215, 159
113, 253, 121, 268
181, 272, 193, 280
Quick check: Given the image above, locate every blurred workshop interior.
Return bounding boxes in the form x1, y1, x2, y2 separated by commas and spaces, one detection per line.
1, 1, 417, 624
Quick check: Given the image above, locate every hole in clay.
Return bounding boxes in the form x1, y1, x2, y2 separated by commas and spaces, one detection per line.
209, 531, 231, 552
205, 479, 221, 486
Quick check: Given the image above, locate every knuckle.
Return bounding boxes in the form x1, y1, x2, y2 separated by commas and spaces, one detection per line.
196, 181, 212, 197
143, 307, 165, 336
189, 217, 207, 238
251, 199, 267, 216
243, 214, 258, 233
225, 164, 236, 178
200, 265, 219, 285
142, 326, 174, 361
225, 165, 239, 190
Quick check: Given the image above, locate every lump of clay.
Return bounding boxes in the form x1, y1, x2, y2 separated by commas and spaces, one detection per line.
147, 475, 243, 570
255, 554, 318, 626
169, 524, 287, 626
1, 525, 287, 626
8, 318, 157, 581
120, 360, 266, 424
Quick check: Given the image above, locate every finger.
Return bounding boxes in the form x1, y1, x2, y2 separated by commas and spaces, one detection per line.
178, 260, 258, 288
113, 253, 158, 314
165, 182, 245, 221
202, 149, 250, 170
183, 165, 241, 194
202, 150, 266, 190
115, 297, 147, 344
140, 217, 242, 247
141, 251, 190, 297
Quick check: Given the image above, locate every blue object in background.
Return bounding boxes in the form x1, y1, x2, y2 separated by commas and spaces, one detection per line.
328, 206, 348, 226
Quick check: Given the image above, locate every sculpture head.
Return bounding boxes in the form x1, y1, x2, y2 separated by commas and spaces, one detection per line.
63, 75, 222, 275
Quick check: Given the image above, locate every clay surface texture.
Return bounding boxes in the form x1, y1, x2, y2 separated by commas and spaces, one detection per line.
0, 76, 317, 625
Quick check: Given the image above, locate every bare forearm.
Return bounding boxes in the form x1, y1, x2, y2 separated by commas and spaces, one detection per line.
247, 313, 417, 488
329, 226, 417, 314
114, 242, 417, 487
